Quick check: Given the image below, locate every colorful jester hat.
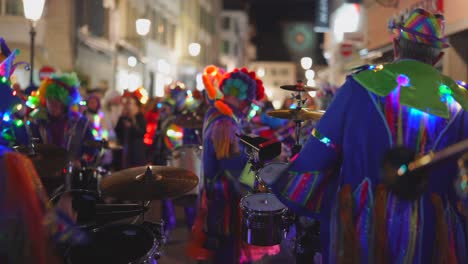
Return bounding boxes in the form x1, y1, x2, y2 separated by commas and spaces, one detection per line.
0, 38, 24, 119
203, 66, 265, 116
389, 8, 449, 48
162, 81, 187, 112
28, 72, 81, 110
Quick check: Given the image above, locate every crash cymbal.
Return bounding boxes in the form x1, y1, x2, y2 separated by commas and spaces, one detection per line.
100, 165, 199, 201
14, 144, 68, 179
280, 84, 318, 92
173, 113, 204, 129
267, 109, 325, 121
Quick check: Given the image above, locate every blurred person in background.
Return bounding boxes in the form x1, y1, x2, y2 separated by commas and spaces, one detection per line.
28, 73, 97, 164
115, 90, 147, 168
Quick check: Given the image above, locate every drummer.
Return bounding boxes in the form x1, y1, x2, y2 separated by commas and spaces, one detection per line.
270, 8, 468, 263
28, 73, 97, 164
188, 67, 265, 263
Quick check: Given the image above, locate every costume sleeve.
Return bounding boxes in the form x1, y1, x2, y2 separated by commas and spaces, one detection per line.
272, 79, 356, 217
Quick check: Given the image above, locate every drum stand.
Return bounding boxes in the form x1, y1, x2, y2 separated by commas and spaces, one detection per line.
245, 150, 267, 193
287, 92, 322, 263
140, 167, 167, 258
290, 90, 307, 156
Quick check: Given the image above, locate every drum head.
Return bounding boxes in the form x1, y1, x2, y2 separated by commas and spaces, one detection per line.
68, 224, 154, 264
241, 193, 285, 212
259, 162, 288, 185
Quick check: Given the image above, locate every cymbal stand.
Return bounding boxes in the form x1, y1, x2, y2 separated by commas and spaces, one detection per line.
291, 91, 307, 156
140, 166, 153, 223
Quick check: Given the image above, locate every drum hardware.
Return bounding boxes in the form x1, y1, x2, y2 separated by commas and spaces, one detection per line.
274, 80, 325, 156
13, 143, 69, 179
238, 134, 282, 193
295, 216, 321, 264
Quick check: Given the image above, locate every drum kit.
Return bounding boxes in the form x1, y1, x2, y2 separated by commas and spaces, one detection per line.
14, 137, 200, 264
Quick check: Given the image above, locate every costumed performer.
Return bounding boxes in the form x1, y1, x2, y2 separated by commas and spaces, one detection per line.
271, 8, 468, 263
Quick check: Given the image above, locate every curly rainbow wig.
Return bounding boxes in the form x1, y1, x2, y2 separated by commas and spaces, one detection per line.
32, 72, 81, 108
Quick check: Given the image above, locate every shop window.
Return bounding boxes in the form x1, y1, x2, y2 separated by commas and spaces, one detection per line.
5, 0, 23, 16
223, 17, 230, 30
77, 0, 110, 39
234, 43, 239, 56
222, 40, 230, 55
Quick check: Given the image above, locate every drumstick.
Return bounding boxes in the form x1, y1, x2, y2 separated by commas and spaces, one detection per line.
399, 139, 468, 175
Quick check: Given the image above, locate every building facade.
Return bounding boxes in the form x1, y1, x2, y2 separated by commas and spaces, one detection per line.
249, 61, 296, 109
219, 10, 249, 71
1, 0, 223, 96
0, 0, 75, 89
177, 0, 222, 90
365, 0, 468, 82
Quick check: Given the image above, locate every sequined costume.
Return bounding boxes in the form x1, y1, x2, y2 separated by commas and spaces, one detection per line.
272, 60, 468, 263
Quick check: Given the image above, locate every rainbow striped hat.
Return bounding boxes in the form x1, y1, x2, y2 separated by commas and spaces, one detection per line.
389, 8, 449, 49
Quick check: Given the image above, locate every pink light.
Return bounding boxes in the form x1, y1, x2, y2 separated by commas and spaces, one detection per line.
397, 74, 410, 87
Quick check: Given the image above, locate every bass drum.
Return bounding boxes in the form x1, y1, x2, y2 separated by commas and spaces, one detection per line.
167, 145, 202, 207
67, 224, 159, 264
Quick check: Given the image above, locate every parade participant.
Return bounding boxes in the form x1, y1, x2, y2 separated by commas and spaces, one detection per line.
83, 93, 115, 167
0, 37, 83, 264
28, 72, 96, 163
115, 88, 147, 168
151, 82, 199, 234
271, 8, 468, 263
188, 67, 266, 263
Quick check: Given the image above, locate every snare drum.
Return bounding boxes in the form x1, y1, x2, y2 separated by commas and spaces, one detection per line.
67, 224, 159, 264
258, 162, 289, 186
240, 193, 288, 246
168, 145, 202, 206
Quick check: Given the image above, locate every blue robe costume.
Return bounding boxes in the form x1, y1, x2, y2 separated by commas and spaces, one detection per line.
272, 60, 468, 263
195, 105, 248, 263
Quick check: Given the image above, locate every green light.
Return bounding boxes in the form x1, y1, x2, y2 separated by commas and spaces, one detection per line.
1, 77, 6, 83
14, 119, 23, 127
439, 84, 452, 95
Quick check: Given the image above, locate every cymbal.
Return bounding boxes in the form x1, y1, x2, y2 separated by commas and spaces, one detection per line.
267, 109, 325, 121
173, 114, 203, 129
14, 144, 68, 179
280, 84, 318, 92
100, 165, 199, 200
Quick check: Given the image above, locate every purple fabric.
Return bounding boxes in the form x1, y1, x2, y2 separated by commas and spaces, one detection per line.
272, 77, 468, 263
48, 117, 66, 146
